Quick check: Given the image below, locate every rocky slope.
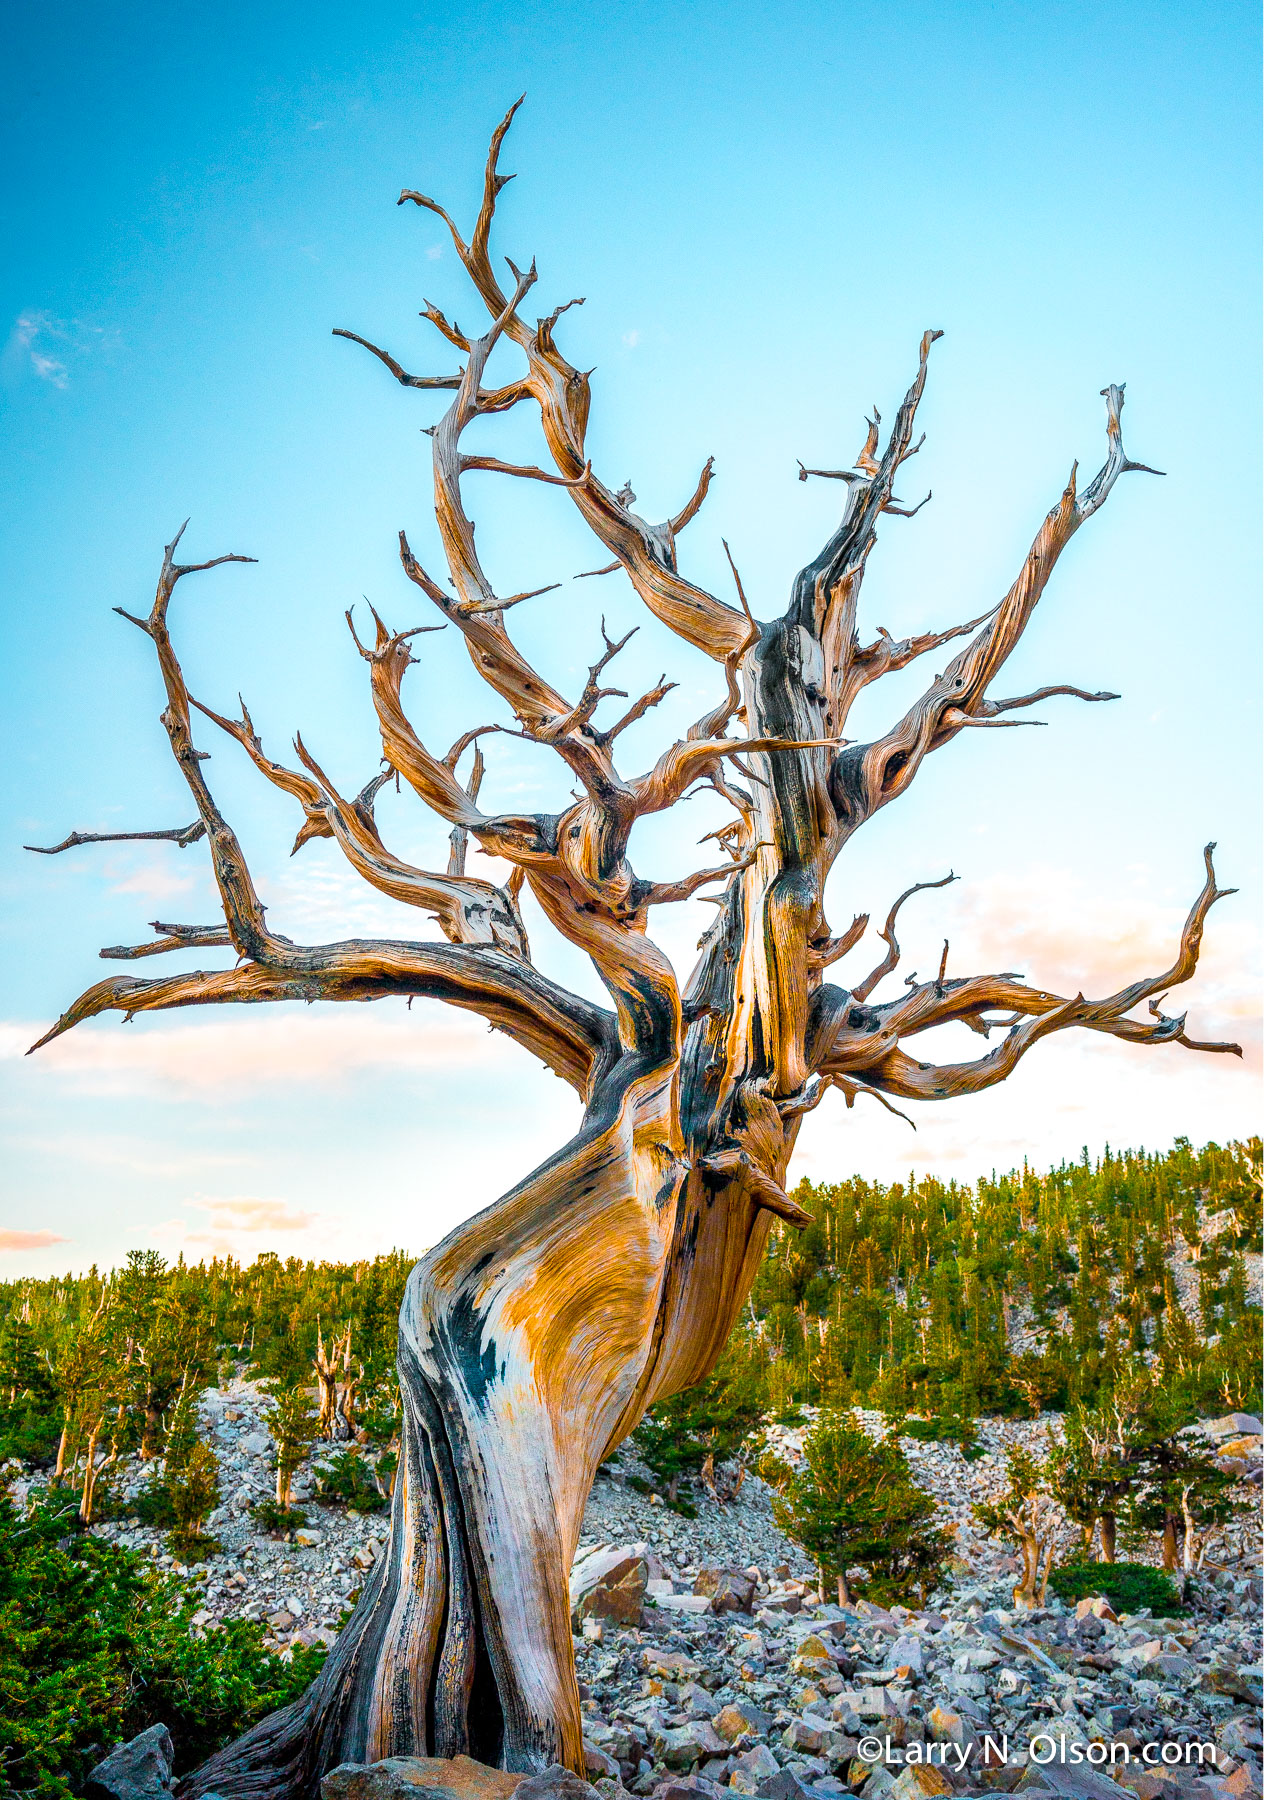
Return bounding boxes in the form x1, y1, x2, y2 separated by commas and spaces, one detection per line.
17, 1383, 1261, 1800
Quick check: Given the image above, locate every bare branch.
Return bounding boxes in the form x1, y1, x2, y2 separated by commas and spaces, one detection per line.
345, 601, 493, 829
109, 525, 276, 964
332, 329, 462, 390
26, 822, 206, 854
777, 1070, 915, 1130
696, 1148, 813, 1227
631, 731, 843, 820
831, 605, 1001, 737
641, 849, 759, 909
460, 454, 591, 489
530, 620, 636, 744
596, 675, 678, 745
420, 300, 471, 352
666, 458, 716, 536
292, 733, 530, 956
460, 582, 561, 616
883, 491, 933, 519
813, 847, 1240, 1093
30, 936, 611, 1093
100, 922, 233, 960
807, 913, 869, 970
830, 385, 1161, 839
850, 873, 957, 1003
974, 684, 1120, 716
190, 694, 334, 854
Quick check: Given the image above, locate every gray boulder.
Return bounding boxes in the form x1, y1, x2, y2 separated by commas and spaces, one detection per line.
86, 1726, 175, 1800
513, 1769, 603, 1800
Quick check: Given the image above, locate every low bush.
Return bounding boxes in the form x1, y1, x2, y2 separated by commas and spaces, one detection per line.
626, 1473, 697, 1518
899, 1415, 985, 1460
314, 1450, 386, 1514
1048, 1559, 1185, 1615
250, 1498, 308, 1536
130, 1479, 177, 1528
0, 1485, 325, 1800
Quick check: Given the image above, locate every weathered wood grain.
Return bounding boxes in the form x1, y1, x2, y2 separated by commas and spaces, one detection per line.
28, 100, 1239, 1800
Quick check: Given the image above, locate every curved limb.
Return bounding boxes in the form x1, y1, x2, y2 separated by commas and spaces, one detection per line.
827, 385, 1161, 845
100, 922, 233, 960
28, 938, 613, 1095
292, 735, 530, 957
809, 845, 1241, 1088
392, 102, 749, 661
849, 872, 957, 1003
26, 821, 206, 853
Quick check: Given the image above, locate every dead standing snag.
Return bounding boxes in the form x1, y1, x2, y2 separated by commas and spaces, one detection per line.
30, 102, 1239, 1797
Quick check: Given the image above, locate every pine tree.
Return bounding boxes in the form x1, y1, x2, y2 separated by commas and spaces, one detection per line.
771, 1412, 948, 1604
266, 1379, 318, 1508
973, 1444, 1060, 1609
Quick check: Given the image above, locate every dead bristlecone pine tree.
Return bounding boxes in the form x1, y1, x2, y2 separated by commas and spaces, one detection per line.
28, 100, 1241, 1800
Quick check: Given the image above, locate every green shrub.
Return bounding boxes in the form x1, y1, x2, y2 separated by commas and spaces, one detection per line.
169, 1442, 221, 1558
1048, 1559, 1185, 1616
250, 1498, 308, 1536
0, 1407, 61, 1466
625, 1473, 697, 1517
631, 1360, 761, 1504
130, 1479, 177, 1528
0, 1486, 325, 1800
898, 1415, 985, 1461
314, 1450, 386, 1514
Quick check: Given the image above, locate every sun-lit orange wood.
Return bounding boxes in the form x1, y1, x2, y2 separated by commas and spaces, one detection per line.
29, 100, 1239, 1800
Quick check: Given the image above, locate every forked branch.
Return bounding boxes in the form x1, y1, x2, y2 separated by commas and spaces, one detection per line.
810, 846, 1239, 1099
829, 385, 1161, 844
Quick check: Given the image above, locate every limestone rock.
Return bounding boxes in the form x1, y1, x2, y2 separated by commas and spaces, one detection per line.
582, 1743, 620, 1782
715, 1701, 774, 1743
321, 1755, 520, 1800
86, 1726, 175, 1800
651, 1720, 727, 1768
889, 1768, 952, 1800
513, 1767, 604, 1800
729, 1745, 781, 1792
693, 1566, 757, 1614
570, 1548, 648, 1628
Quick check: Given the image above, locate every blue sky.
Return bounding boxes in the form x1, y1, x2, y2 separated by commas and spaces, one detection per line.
2, 0, 1259, 1278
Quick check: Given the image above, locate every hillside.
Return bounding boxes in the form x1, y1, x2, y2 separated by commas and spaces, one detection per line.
0, 1135, 1260, 1798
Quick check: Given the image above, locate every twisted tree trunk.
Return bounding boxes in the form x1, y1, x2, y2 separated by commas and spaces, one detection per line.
27, 100, 1240, 1800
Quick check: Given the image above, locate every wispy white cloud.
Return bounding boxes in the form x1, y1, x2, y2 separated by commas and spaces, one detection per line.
8, 311, 117, 388
791, 857, 1259, 1184
194, 1196, 317, 1232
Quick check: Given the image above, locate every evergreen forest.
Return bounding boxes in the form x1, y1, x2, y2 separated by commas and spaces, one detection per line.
1, 1138, 1258, 1486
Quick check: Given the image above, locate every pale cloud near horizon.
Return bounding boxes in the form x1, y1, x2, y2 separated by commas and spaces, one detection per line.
791, 859, 1259, 1187
4, 1003, 525, 1097
4, 858, 1256, 1272
0, 1228, 70, 1251
194, 1196, 318, 1232
826, 858, 1260, 1055
150, 1195, 323, 1261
